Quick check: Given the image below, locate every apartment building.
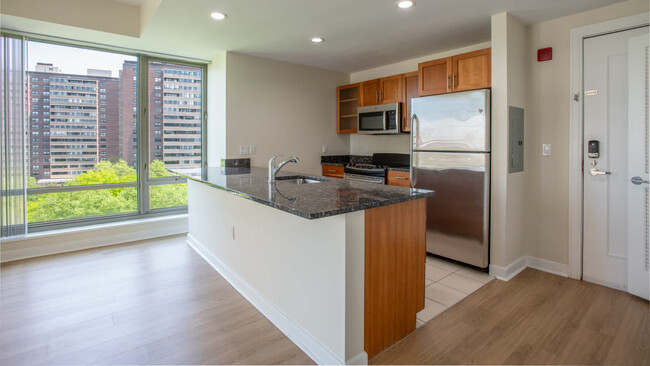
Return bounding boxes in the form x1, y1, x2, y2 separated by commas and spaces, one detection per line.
28, 63, 119, 181
29, 61, 202, 182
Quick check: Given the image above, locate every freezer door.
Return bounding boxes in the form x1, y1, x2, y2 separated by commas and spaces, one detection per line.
412, 151, 490, 269
411, 89, 490, 152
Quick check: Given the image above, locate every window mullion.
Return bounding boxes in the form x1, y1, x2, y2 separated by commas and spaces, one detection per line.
137, 56, 150, 214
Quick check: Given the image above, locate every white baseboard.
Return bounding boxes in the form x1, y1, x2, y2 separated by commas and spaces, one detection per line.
345, 351, 369, 365
186, 234, 359, 365
490, 255, 568, 281
526, 256, 569, 278
490, 256, 527, 281
1, 215, 188, 263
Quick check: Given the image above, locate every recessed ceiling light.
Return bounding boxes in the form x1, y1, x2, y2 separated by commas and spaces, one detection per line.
311, 37, 324, 43
210, 12, 227, 20
397, 1, 414, 9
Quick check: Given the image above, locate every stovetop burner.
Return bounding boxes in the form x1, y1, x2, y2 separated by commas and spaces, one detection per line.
346, 163, 385, 170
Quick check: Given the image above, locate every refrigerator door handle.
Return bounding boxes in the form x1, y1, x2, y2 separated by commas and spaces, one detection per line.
410, 114, 419, 188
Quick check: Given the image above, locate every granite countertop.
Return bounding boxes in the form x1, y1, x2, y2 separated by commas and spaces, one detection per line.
171, 167, 434, 220
387, 167, 410, 172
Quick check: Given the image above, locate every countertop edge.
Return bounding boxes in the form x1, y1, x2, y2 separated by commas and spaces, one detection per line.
177, 171, 433, 220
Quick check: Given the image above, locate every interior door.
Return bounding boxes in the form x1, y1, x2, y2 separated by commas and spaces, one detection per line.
582, 26, 649, 297
626, 33, 650, 300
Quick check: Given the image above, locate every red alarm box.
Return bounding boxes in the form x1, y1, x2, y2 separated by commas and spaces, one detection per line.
537, 47, 552, 62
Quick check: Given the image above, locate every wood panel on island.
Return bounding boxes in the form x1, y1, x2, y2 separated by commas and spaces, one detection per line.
419, 48, 491, 96
322, 164, 344, 178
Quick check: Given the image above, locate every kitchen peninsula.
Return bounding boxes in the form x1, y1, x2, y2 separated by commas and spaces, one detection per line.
172, 167, 434, 365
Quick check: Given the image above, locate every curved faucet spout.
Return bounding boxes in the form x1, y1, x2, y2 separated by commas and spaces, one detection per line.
268, 155, 300, 182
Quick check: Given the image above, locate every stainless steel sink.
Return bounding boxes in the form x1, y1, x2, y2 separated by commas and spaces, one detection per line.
275, 175, 330, 184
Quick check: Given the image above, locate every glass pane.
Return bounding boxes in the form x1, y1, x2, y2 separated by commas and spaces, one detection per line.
148, 61, 202, 178
26, 41, 138, 187
27, 187, 137, 223
149, 183, 188, 210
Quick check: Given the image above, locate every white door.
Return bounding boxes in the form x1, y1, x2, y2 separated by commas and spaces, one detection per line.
583, 26, 649, 299
627, 33, 650, 300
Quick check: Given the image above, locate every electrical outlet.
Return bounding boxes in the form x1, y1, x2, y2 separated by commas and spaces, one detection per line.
249, 145, 256, 155
239, 145, 249, 155
542, 144, 551, 156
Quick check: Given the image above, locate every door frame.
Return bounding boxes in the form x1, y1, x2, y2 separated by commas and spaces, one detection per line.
568, 13, 650, 280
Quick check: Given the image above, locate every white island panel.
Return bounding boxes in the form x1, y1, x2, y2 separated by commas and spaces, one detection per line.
186, 180, 366, 365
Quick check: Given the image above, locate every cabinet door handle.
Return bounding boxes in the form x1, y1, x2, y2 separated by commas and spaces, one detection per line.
447, 74, 450, 90
395, 177, 408, 180
379, 91, 382, 102
328, 169, 337, 172
376, 91, 378, 103
452, 73, 456, 89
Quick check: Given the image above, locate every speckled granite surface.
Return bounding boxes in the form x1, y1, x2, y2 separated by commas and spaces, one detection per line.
171, 167, 433, 220
320, 155, 372, 166
387, 167, 410, 172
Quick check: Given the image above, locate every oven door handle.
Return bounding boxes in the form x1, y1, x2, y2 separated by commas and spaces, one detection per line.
345, 175, 384, 184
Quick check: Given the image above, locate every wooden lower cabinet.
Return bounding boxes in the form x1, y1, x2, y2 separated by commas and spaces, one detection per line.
387, 170, 410, 187
322, 164, 344, 178
364, 198, 426, 359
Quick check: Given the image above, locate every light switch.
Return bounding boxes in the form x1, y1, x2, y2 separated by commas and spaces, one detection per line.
249, 145, 256, 155
542, 144, 551, 156
239, 145, 249, 155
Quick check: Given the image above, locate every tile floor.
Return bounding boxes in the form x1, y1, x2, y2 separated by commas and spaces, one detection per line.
416, 255, 494, 327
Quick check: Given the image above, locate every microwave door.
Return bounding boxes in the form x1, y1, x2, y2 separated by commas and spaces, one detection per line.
359, 111, 384, 132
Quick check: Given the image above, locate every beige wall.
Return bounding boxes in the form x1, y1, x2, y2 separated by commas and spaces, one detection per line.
348, 42, 491, 155
224, 53, 350, 175
524, 0, 649, 265
490, 13, 529, 269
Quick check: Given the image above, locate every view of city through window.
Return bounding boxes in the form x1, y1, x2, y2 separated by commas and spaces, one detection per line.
25, 41, 203, 223
28, 50, 202, 183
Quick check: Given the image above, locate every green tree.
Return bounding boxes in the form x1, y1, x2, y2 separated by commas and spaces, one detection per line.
27, 159, 186, 223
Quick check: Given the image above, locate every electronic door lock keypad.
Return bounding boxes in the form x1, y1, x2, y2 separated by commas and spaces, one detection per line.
588, 140, 600, 158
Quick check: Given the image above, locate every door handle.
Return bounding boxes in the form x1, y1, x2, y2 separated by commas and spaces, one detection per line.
631, 176, 650, 185
589, 168, 611, 176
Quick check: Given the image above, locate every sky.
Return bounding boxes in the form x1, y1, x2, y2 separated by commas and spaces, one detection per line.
27, 41, 137, 77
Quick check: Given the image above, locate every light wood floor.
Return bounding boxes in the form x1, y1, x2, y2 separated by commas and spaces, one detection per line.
3, 236, 649, 366
0, 235, 314, 365
372, 267, 650, 365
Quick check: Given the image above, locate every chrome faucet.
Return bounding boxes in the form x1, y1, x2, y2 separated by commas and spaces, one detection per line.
268, 155, 300, 182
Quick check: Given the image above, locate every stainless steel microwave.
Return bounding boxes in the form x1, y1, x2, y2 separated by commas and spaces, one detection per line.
357, 102, 401, 134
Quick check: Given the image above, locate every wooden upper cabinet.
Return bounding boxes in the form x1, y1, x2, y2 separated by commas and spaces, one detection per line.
418, 57, 452, 96
419, 48, 491, 96
451, 48, 491, 92
378, 74, 404, 104
402, 71, 418, 133
361, 79, 380, 106
360, 75, 404, 106
337, 83, 360, 133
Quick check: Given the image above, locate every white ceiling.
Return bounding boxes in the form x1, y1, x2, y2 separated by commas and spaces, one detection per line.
140, 0, 624, 72
3, 0, 626, 72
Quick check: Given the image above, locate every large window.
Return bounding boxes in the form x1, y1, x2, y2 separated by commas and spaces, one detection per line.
2, 36, 206, 233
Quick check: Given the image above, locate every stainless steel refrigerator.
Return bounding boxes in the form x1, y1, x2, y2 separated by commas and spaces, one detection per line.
410, 89, 490, 269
